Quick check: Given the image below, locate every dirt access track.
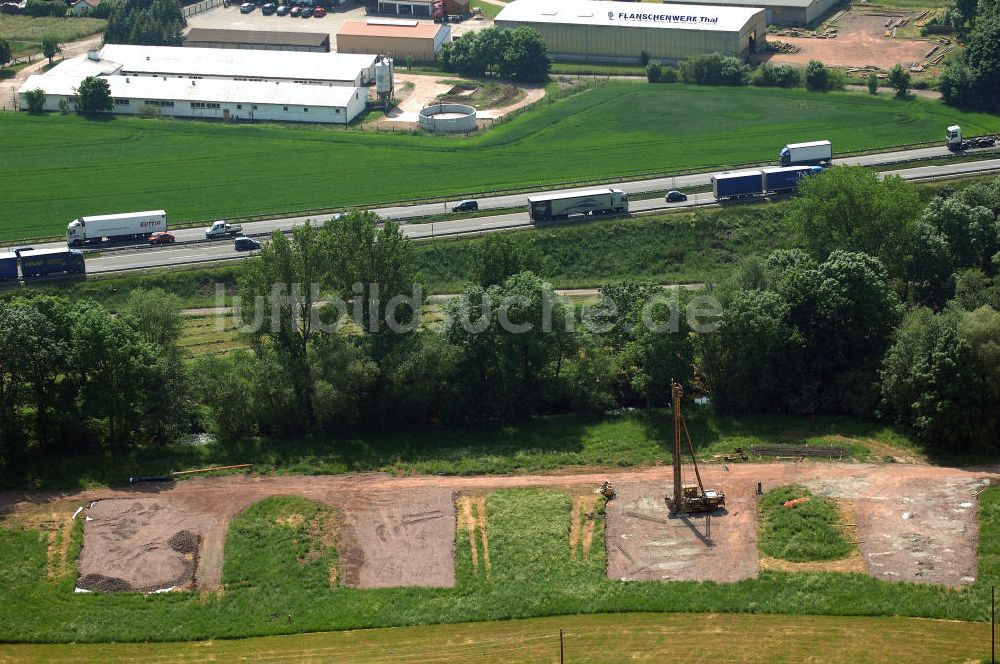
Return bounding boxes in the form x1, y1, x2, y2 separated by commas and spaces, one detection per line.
0, 463, 991, 592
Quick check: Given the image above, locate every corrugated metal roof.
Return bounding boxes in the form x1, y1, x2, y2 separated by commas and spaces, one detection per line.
496, 0, 763, 32
98, 44, 376, 83
184, 28, 331, 47
18, 74, 364, 107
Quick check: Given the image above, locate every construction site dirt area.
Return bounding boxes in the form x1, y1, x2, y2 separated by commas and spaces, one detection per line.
0, 464, 990, 593
768, 8, 940, 70
606, 481, 759, 582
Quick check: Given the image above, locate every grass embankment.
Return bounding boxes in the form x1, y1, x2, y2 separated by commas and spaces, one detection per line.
0, 613, 990, 663
2, 408, 915, 491
0, 486, 997, 645
759, 485, 854, 562
470, 0, 502, 19
0, 16, 106, 56
4, 83, 1000, 242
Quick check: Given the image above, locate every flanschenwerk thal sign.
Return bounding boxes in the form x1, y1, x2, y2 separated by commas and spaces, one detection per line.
610, 11, 720, 25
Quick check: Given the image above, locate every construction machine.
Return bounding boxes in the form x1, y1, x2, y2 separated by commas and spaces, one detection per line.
668, 381, 726, 514
597, 480, 616, 501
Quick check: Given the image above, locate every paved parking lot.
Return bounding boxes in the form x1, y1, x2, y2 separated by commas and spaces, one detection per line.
186, 3, 488, 51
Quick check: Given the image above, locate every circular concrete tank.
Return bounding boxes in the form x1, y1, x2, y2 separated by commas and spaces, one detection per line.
418, 103, 477, 133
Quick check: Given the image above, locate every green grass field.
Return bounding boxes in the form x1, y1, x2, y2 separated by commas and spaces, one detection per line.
0, 485, 997, 645
759, 485, 854, 562
0, 16, 106, 56
0, 613, 989, 663
3, 83, 1000, 242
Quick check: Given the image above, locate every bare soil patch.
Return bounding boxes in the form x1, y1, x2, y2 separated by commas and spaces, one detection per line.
456, 494, 491, 572
338, 488, 455, 589
77, 498, 208, 592
570, 493, 600, 561
768, 8, 936, 70
605, 476, 759, 582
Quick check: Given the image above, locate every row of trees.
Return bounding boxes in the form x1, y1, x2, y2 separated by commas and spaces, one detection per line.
441, 27, 550, 83
645, 55, 850, 93
0, 291, 191, 464
103, 0, 185, 47
939, 0, 1000, 110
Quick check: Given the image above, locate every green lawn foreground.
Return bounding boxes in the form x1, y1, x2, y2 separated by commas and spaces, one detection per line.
0, 486, 997, 645
3, 83, 999, 242
0, 613, 989, 663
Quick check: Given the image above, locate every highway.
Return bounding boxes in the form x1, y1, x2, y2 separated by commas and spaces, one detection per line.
32, 146, 1000, 275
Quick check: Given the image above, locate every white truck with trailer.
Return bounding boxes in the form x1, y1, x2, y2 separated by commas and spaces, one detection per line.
66, 210, 167, 246
946, 125, 997, 151
528, 188, 629, 222
779, 140, 833, 167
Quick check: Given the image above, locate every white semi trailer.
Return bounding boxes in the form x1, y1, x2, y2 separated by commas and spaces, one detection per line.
779, 140, 833, 167
528, 188, 628, 222
67, 210, 167, 246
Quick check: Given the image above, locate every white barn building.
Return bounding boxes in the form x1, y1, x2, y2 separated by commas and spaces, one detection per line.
18, 74, 368, 124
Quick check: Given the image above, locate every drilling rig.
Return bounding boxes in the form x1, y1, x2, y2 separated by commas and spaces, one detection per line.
668, 381, 726, 514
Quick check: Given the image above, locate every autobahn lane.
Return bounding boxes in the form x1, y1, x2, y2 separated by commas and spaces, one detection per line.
82, 157, 1000, 275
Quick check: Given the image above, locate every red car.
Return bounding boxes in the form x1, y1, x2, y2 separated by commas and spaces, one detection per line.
148, 231, 176, 245
313, 6, 325, 16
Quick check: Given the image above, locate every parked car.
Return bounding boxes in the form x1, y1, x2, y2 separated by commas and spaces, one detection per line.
664, 190, 687, 203
453, 199, 478, 212
235, 237, 261, 252
261, 2, 276, 13
239, 2, 255, 12
148, 231, 176, 245
276, 3, 289, 13
300, 6, 313, 16
312, 5, 325, 16
289, 5, 301, 15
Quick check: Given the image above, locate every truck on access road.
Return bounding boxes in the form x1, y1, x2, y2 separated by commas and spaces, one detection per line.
528, 188, 628, 222
779, 140, 833, 167
67, 210, 167, 247
17, 248, 86, 279
205, 220, 244, 240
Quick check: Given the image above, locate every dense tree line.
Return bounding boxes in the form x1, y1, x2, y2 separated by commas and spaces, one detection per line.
0, 290, 191, 465
441, 27, 550, 83
103, 0, 185, 46
939, 0, 1000, 110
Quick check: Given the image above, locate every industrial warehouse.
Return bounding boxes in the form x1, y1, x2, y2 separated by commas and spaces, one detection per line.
336, 19, 452, 62
17, 75, 368, 123
494, 0, 766, 63
668, 0, 838, 26
15, 44, 387, 124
